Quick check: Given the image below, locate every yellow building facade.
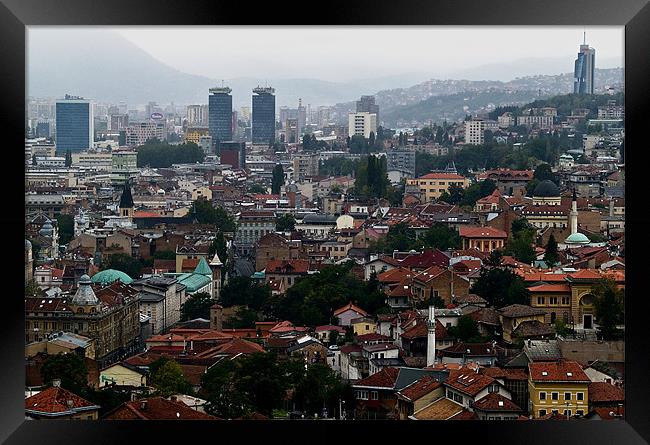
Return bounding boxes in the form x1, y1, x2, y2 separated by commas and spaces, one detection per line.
405, 173, 470, 202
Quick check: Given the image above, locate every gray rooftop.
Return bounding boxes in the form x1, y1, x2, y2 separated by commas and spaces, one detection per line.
523, 339, 562, 362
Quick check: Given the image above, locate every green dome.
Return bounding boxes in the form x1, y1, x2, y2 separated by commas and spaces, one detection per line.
565, 232, 590, 245
91, 269, 134, 285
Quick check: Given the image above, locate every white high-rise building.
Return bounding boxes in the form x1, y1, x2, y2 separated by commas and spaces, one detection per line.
348, 112, 377, 139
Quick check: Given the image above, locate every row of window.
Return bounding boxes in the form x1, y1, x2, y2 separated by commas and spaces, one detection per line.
536, 296, 571, 305
539, 409, 584, 417
355, 390, 379, 400
539, 391, 584, 401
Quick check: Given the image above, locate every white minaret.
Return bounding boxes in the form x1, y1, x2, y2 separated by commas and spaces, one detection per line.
570, 189, 578, 234
426, 305, 436, 367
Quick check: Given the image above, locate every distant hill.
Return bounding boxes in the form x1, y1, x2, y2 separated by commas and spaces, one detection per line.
27, 29, 429, 108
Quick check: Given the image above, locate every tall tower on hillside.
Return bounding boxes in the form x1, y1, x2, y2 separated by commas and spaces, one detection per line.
427, 305, 436, 367
574, 33, 596, 94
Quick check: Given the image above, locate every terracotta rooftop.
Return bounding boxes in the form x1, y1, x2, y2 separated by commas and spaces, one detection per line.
333, 302, 369, 317
459, 226, 508, 239
265, 259, 311, 274
527, 284, 571, 293
444, 369, 496, 397
588, 382, 625, 403
104, 397, 219, 420
353, 367, 400, 389
411, 397, 464, 420
529, 360, 590, 383
472, 393, 522, 412
25, 386, 99, 417
498, 304, 547, 318
397, 376, 442, 402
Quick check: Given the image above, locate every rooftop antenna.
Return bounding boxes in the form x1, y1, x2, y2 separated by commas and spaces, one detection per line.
583, 29, 586, 45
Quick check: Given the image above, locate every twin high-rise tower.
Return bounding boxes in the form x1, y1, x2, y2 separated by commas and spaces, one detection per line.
574, 33, 596, 95
208, 85, 276, 145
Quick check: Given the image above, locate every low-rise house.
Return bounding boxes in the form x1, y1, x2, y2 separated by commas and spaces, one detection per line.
25, 381, 100, 420
439, 342, 498, 366
339, 344, 366, 381
498, 304, 548, 343
334, 302, 369, 327
528, 360, 590, 418
352, 367, 400, 419
396, 375, 444, 420
264, 259, 311, 291
104, 396, 219, 420
314, 325, 347, 344
100, 362, 147, 388
351, 316, 377, 336
362, 343, 400, 376
588, 382, 624, 412
471, 392, 523, 420
287, 337, 329, 366
458, 226, 507, 253
410, 266, 470, 307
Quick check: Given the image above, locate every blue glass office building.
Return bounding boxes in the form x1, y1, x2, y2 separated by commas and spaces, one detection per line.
208, 87, 233, 142
252, 86, 276, 144
55, 95, 94, 152
574, 42, 595, 95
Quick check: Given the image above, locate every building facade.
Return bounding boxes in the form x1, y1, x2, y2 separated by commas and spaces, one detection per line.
55, 95, 94, 153
252, 86, 276, 144
208, 87, 233, 142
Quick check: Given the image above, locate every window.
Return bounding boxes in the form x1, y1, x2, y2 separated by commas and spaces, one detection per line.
356, 390, 368, 400
453, 393, 463, 404
552, 409, 559, 415
551, 392, 559, 401
537, 296, 545, 305
371, 391, 378, 400
539, 409, 547, 417
549, 297, 558, 305
562, 296, 570, 305
564, 392, 571, 401
488, 385, 499, 393
563, 409, 571, 417
539, 392, 546, 400
576, 392, 584, 401
447, 389, 453, 399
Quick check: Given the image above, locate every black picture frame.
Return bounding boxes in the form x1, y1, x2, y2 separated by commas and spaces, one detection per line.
4, 0, 650, 443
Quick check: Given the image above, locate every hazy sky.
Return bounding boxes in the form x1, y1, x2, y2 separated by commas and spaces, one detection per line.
112, 26, 624, 82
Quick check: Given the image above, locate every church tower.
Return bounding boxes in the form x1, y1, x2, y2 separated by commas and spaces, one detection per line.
119, 180, 134, 220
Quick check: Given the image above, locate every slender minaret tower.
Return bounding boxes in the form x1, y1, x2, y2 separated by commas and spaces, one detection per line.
426, 304, 436, 367
570, 189, 578, 235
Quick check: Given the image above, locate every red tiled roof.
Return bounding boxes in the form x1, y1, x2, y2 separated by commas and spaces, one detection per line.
413, 265, 447, 283
472, 393, 522, 412
105, 397, 219, 420
353, 367, 400, 389
529, 360, 590, 382
333, 302, 369, 317
527, 284, 571, 293
444, 369, 496, 397
355, 333, 392, 343
25, 386, 99, 416
589, 406, 625, 420
398, 376, 442, 402
588, 382, 625, 403
181, 258, 200, 270
314, 325, 346, 333
480, 367, 528, 381
418, 173, 467, 180
377, 267, 413, 284
265, 259, 310, 274
459, 226, 508, 239
401, 319, 448, 340
568, 269, 604, 280
523, 273, 569, 283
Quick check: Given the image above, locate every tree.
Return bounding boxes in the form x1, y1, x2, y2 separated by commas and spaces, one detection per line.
149, 359, 193, 397
448, 315, 481, 342
293, 363, 347, 416
592, 279, 624, 340
505, 218, 536, 264
369, 222, 418, 253
232, 353, 288, 416
543, 234, 559, 267
102, 253, 141, 279
275, 213, 295, 232
271, 164, 285, 195
41, 353, 88, 394
420, 223, 461, 250
180, 292, 214, 321
227, 306, 259, 329
190, 197, 237, 232
248, 183, 267, 194
65, 149, 72, 167
56, 214, 74, 245
533, 163, 558, 185
25, 278, 40, 296
208, 231, 227, 265
471, 267, 530, 308
136, 140, 204, 168
220, 276, 271, 312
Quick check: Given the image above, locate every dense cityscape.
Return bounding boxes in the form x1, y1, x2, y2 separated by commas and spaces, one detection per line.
24, 31, 625, 421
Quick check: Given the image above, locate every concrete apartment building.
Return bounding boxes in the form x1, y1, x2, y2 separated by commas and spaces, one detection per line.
405, 173, 470, 202
348, 112, 377, 139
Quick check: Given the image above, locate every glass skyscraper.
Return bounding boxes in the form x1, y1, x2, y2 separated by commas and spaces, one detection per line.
574, 36, 595, 95
208, 86, 233, 143
252, 86, 276, 144
55, 95, 94, 153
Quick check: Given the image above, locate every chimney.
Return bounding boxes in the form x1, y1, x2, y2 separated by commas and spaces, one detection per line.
140, 400, 148, 410
52, 379, 61, 387
130, 392, 137, 402
170, 395, 177, 402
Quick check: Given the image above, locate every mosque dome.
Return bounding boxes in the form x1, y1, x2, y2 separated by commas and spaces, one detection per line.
565, 232, 591, 245
39, 222, 54, 237
533, 180, 560, 198
91, 269, 134, 285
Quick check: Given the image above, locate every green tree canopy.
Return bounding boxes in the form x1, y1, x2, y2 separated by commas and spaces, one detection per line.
592, 279, 624, 340
471, 266, 530, 308
102, 253, 142, 279
56, 214, 74, 245
41, 353, 88, 394
149, 359, 193, 397
180, 292, 214, 321
275, 213, 296, 232
220, 276, 271, 312
190, 197, 237, 232
448, 315, 482, 343
543, 234, 559, 267
136, 140, 205, 168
